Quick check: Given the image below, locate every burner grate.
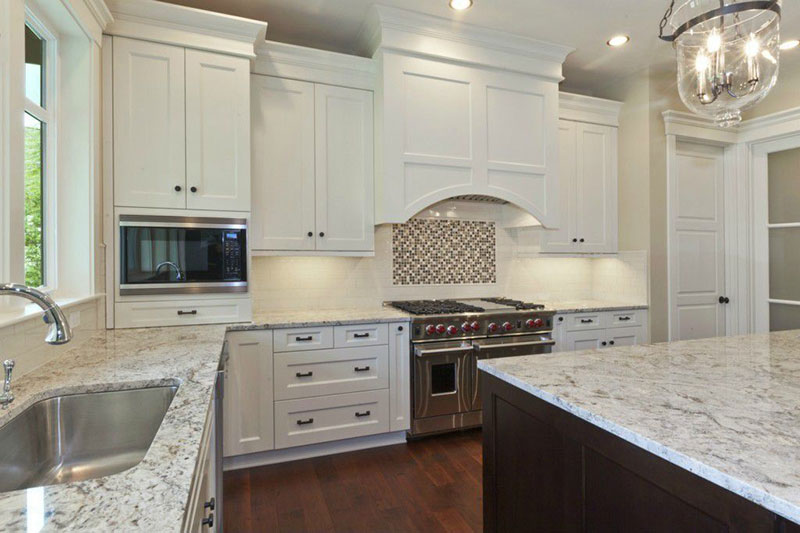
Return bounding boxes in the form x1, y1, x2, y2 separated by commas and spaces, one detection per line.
387, 300, 485, 315
480, 297, 545, 311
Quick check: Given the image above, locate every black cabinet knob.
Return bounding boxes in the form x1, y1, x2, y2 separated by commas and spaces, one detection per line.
579, 238, 585, 243
204, 498, 215, 510
174, 185, 182, 192
572, 238, 578, 243
190, 186, 198, 193
319, 232, 325, 237
718, 296, 730, 304
601, 341, 607, 346
307, 231, 313, 237
202, 514, 213, 527
558, 316, 564, 322
609, 340, 615, 345
398, 326, 404, 331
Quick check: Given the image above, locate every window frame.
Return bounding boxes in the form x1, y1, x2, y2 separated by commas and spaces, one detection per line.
22, 8, 57, 292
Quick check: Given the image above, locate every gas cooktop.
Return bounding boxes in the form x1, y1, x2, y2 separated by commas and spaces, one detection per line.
385, 298, 546, 316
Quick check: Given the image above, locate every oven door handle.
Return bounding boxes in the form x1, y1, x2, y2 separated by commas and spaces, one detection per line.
414, 345, 474, 358
473, 339, 555, 351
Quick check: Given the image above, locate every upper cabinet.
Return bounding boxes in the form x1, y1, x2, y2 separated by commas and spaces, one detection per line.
249, 41, 376, 255
112, 37, 251, 212
359, 6, 573, 225
541, 93, 622, 254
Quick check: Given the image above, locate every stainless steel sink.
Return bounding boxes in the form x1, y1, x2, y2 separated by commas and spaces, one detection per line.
0, 385, 178, 492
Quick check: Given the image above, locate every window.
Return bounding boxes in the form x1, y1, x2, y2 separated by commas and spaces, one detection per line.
23, 20, 54, 289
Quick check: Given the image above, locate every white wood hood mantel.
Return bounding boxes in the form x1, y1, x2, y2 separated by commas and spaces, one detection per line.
358, 6, 573, 227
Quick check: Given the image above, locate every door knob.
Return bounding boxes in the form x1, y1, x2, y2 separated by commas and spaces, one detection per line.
718, 296, 730, 304
190, 186, 198, 193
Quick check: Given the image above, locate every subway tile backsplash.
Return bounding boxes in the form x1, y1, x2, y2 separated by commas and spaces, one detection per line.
392, 219, 496, 285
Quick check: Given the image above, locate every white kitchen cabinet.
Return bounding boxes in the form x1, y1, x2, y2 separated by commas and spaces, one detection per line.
113, 38, 186, 209
223, 330, 274, 457
250, 75, 374, 253
112, 37, 251, 212
553, 309, 648, 352
185, 49, 251, 211
542, 119, 618, 254
184, 401, 216, 532
388, 322, 411, 432
314, 84, 374, 252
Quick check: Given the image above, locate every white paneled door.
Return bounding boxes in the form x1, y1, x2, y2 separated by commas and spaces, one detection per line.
185, 50, 250, 211
669, 141, 726, 341
113, 38, 185, 209
540, 120, 577, 252
250, 76, 316, 251
314, 84, 374, 252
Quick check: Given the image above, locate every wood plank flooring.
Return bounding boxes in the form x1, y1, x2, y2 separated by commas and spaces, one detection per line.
223, 430, 483, 532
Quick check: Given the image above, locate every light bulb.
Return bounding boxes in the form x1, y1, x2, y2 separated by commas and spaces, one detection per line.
707, 29, 722, 53
745, 35, 760, 57
449, 0, 473, 10
695, 53, 710, 72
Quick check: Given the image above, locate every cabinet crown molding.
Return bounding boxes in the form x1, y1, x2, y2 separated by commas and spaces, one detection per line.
357, 5, 573, 80
254, 40, 377, 91
559, 92, 623, 127
105, 0, 268, 58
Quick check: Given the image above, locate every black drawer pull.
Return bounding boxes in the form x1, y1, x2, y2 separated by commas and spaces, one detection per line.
296, 371, 313, 378
353, 333, 370, 338
355, 410, 371, 418
295, 336, 313, 342
618, 316, 632, 321
580, 319, 593, 324
296, 418, 314, 425
202, 514, 213, 527
601, 341, 607, 346
177, 310, 197, 316
354, 366, 370, 372
609, 340, 615, 345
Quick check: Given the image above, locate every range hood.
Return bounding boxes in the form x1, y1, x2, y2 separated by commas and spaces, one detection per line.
363, 6, 571, 229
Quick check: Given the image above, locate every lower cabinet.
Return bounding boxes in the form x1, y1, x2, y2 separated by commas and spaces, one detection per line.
554, 309, 648, 352
184, 401, 216, 532
223, 321, 410, 459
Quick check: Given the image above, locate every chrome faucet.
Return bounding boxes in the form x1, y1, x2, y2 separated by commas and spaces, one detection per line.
155, 261, 184, 281
0, 361, 14, 409
0, 284, 73, 408
0, 283, 72, 344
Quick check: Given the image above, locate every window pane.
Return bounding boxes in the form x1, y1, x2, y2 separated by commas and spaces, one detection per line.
24, 112, 44, 287
767, 148, 800, 224
769, 303, 800, 332
24, 25, 44, 107
768, 227, 800, 301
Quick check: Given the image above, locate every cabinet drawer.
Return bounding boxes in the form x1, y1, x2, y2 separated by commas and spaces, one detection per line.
274, 346, 389, 400
333, 323, 388, 348
274, 390, 390, 449
607, 309, 645, 329
115, 298, 251, 328
565, 313, 604, 331
273, 326, 334, 352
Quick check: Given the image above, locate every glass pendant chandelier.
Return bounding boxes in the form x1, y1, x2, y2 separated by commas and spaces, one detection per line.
659, 0, 781, 127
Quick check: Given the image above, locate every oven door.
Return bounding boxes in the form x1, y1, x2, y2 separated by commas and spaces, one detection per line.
413, 341, 474, 420
470, 334, 555, 411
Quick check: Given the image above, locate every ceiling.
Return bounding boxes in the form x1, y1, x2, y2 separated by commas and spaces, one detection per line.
159, 0, 800, 94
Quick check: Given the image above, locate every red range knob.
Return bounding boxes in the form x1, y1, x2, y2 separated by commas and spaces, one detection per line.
435, 324, 446, 334
488, 322, 499, 333
461, 322, 472, 332
533, 318, 544, 328
471, 321, 480, 331
425, 325, 436, 336
502, 321, 513, 331
446, 325, 458, 336
525, 319, 535, 328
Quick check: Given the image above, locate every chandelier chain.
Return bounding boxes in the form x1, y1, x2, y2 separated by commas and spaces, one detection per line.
659, 0, 676, 39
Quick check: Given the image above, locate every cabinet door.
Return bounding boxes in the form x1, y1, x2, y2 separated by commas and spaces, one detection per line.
314, 85, 374, 251
250, 76, 316, 250
541, 120, 578, 252
388, 322, 411, 431
563, 329, 604, 352
223, 330, 274, 457
113, 37, 185, 209
185, 50, 250, 211
607, 326, 645, 347
575, 123, 618, 253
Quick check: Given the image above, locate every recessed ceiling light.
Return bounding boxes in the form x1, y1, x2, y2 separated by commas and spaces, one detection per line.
780, 39, 800, 51
449, 0, 473, 11
607, 35, 630, 47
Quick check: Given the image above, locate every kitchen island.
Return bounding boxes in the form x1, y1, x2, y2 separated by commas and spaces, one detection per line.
478, 330, 800, 532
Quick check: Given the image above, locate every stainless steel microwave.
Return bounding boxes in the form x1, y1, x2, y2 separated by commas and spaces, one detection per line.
119, 215, 247, 296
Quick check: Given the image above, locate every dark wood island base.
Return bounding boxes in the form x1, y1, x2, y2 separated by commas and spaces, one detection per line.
481, 372, 800, 532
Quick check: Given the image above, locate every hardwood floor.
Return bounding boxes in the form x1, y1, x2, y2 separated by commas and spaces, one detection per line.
224, 430, 483, 532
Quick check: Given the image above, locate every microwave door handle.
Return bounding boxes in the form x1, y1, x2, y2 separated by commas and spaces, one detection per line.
414, 345, 474, 358
473, 339, 556, 352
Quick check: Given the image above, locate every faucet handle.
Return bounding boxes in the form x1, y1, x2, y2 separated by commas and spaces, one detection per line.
4, 359, 14, 373
1, 360, 14, 409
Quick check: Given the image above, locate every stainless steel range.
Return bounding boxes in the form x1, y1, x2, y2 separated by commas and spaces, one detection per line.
385, 298, 555, 438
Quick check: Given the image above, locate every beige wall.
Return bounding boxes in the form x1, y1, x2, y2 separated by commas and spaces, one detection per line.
744, 59, 800, 120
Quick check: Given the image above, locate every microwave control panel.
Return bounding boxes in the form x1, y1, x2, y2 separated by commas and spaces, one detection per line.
223, 231, 244, 280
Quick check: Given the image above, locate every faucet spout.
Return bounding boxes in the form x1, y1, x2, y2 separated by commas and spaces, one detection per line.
0, 283, 72, 344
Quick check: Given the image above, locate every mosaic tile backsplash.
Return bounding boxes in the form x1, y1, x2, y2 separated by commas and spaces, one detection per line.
392, 219, 496, 285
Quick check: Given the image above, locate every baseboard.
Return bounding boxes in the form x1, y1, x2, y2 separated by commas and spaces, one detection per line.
223, 430, 408, 471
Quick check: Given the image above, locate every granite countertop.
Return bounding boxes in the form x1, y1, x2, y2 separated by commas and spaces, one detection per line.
229, 306, 412, 330
540, 299, 648, 313
0, 325, 228, 532
478, 330, 800, 524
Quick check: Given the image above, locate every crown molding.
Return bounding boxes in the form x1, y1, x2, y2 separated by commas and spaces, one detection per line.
663, 107, 800, 145
559, 92, 623, 127
84, 0, 113, 32
104, 0, 267, 58
253, 40, 376, 90
356, 4, 573, 80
